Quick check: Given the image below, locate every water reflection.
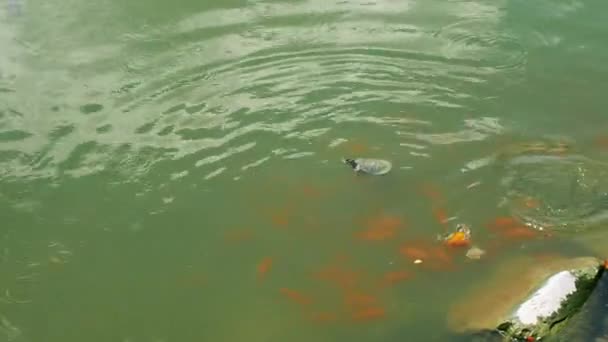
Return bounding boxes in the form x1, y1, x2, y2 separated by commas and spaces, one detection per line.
1, 0, 608, 341
0, 0, 525, 183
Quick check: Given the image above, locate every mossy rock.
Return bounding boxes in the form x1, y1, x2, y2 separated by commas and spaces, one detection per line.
496, 262, 604, 341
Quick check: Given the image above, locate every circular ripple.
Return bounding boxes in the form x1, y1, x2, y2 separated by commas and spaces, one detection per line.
100, 44, 492, 183
435, 19, 527, 70
501, 153, 608, 231
0, 2, 512, 183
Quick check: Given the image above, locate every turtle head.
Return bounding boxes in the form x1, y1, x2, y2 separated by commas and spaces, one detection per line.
342, 158, 358, 169
456, 223, 469, 232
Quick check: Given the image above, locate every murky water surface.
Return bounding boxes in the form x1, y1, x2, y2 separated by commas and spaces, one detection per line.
1, 0, 608, 340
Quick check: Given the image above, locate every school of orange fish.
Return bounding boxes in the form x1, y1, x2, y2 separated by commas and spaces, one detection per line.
220, 138, 608, 326
242, 179, 552, 325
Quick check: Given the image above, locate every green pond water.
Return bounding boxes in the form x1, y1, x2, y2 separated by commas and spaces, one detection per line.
1, 0, 608, 341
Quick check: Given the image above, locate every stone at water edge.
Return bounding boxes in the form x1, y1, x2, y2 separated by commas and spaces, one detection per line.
495, 262, 602, 341
342, 158, 392, 175
447, 256, 603, 340
548, 260, 608, 341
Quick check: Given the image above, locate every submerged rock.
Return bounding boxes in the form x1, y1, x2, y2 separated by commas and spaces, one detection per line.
547, 260, 608, 341
496, 264, 602, 341
466, 246, 486, 260
448, 256, 604, 341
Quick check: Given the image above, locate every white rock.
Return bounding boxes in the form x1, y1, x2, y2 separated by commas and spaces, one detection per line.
514, 270, 577, 325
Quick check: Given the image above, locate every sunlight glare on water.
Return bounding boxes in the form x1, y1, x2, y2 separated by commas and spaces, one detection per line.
1, 0, 608, 341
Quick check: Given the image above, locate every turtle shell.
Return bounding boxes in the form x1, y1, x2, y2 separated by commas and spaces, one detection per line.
354, 158, 392, 175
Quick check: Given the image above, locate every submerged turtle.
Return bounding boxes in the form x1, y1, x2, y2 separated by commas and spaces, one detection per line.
342, 158, 392, 175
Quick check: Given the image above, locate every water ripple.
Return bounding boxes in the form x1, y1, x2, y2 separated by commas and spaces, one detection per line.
502, 153, 608, 231
0, 0, 521, 183
434, 18, 527, 70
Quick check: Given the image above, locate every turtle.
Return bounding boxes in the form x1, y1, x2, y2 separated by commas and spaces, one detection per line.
342, 158, 392, 175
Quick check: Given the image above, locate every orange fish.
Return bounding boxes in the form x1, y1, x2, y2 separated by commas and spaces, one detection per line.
489, 222, 537, 239
399, 245, 430, 260
433, 207, 449, 227
300, 184, 322, 198
344, 290, 377, 308
595, 136, 608, 148
356, 227, 396, 241
491, 216, 517, 227
310, 312, 338, 323
420, 183, 445, 203
487, 217, 538, 240
257, 257, 273, 280
428, 246, 457, 271
400, 242, 456, 271
352, 307, 385, 321
381, 271, 412, 286
357, 215, 402, 241
445, 231, 470, 247
603, 260, 608, 270
502, 226, 537, 239
280, 288, 312, 305
523, 197, 540, 209
432, 247, 453, 263
271, 212, 289, 227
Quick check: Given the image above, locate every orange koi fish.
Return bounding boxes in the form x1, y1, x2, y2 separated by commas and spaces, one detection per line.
352, 306, 385, 321
300, 184, 322, 199
595, 136, 608, 148
315, 266, 360, 290
356, 214, 402, 241
433, 207, 449, 226
381, 271, 413, 287
310, 312, 338, 323
344, 290, 378, 308
257, 257, 273, 280
445, 231, 470, 247
420, 183, 445, 203
487, 216, 538, 240
280, 288, 312, 305
491, 216, 517, 228
399, 245, 430, 260
271, 211, 289, 228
